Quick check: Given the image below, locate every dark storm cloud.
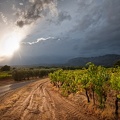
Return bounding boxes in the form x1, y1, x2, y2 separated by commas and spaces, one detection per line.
21, 0, 120, 58
46, 11, 71, 25
68, 0, 120, 56
16, 19, 33, 27
16, 0, 55, 27
57, 11, 71, 24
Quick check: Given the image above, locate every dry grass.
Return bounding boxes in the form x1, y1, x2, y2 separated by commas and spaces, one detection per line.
67, 92, 120, 120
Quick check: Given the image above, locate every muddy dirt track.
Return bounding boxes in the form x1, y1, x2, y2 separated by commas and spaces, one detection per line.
0, 78, 100, 120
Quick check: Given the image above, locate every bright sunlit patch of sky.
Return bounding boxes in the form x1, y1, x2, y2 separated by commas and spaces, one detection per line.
0, 26, 31, 59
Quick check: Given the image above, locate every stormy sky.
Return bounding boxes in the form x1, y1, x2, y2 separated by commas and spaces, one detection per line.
0, 0, 120, 64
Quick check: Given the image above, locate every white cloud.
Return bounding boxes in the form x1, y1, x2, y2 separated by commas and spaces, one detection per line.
0, 12, 8, 24
19, 3, 23, 6
22, 37, 54, 45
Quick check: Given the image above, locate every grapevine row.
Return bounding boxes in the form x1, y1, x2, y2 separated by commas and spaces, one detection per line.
49, 63, 120, 116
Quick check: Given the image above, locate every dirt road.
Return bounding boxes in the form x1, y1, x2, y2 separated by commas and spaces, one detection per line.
0, 78, 100, 120
0, 80, 36, 97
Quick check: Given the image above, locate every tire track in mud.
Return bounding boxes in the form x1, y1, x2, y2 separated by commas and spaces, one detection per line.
0, 78, 100, 120
45, 84, 99, 120
0, 79, 49, 120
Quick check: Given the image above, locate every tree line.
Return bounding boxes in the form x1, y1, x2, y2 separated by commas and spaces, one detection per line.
12, 68, 56, 81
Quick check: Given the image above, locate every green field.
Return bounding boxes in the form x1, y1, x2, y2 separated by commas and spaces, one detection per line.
0, 72, 12, 80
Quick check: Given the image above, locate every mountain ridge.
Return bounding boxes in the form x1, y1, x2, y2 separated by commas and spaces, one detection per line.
67, 54, 120, 67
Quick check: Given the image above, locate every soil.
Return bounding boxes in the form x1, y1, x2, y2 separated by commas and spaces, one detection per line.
0, 78, 117, 120
0, 79, 15, 86
0, 78, 40, 86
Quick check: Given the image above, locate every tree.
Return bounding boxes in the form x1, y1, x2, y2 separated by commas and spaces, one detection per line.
114, 60, 120, 67
1, 65, 10, 71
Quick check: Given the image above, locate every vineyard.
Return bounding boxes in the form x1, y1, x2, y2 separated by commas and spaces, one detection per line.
49, 63, 120, 118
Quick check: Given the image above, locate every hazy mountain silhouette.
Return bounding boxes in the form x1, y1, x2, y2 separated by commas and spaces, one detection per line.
67, 54, 120, 67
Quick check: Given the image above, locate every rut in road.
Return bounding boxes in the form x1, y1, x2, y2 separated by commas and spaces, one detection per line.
0, 78, 100, 120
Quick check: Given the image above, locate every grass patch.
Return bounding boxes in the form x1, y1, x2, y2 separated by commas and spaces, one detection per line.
0, 72, 12, 80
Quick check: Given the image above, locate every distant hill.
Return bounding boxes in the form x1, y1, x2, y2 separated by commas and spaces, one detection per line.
67, 54, 120, 67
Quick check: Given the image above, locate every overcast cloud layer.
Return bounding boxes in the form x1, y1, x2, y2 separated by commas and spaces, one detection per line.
0, 0, 120, 64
